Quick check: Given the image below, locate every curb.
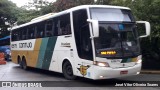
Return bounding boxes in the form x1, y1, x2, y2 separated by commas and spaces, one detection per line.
140, 70, 160, 74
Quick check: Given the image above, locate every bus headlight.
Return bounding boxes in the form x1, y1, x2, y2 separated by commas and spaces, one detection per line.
136, 59, 142, 64
136, 55, 142, 64
93, 61, 110, 67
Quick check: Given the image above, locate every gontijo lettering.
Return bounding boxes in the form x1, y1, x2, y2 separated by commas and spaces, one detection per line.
19, 42, 32, 48
11, 42, 32, 48
11, 44, 17, 48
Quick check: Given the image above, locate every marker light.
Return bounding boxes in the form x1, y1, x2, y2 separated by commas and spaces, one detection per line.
93, 61, 110, 67
101, 51, 116, 55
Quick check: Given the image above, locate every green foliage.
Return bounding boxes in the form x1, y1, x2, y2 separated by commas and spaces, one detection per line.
16, 9, 40, 25
51, 0, 77, 12
75, 0, 94, 5
0, 0, 18, 37
96, 0, 113, 5
40, 3, 55, 14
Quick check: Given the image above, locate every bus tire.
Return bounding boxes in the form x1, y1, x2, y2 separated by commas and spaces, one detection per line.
62, 61, 76, 80
21, 58, 28, 70
18, 57, 23, 68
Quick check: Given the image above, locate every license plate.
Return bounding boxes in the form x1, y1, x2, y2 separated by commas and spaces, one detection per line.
120, 70, 128, 75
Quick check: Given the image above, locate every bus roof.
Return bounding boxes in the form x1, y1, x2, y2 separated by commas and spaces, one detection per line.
68, 5, 130, 11
12, 5, 130, 30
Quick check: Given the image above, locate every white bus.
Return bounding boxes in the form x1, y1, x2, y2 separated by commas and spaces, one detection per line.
11, 5, 151, 80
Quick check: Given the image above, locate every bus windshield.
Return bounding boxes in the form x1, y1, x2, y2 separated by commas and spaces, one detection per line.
94, 23, 141, 58
90, 8, 140, 58
90, 8, 134, 22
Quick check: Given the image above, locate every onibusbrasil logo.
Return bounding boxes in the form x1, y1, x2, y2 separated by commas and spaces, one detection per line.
1, 82, 42, 87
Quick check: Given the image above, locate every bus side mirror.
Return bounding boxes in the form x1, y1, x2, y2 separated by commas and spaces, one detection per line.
136, 21, 151, 38
87, 19, 99, 38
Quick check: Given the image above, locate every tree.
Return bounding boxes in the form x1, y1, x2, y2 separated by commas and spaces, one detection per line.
95, 0, 112, 5
52, 0, 96, 12
21, 0, 50, 10
0, 0, 18, 38
131, 0, 160, 69
16, 0, 55, 24
39, 2, 55, 15
16, 8, 40, 25
52, 0, 77, 12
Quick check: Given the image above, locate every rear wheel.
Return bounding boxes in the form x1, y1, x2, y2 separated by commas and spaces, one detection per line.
21, 58, 28, 70
63, 61, 76, 80
18, 57, 23, 68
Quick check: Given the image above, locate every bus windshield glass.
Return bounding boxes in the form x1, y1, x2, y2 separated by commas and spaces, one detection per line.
90, 8, 134, 22
90, 8, 140, 58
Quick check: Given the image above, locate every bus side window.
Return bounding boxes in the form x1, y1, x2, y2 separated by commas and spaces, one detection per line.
57, 20, 62, 35
17, 29, 22, 41
22, 27, 28, 40
37, 22, 45, 38
55, 13, 71, 36
28, 25, 36, 39
15, 31, 19, 41
53, 18, 58, 36
45, 20, 54, 37
12, 31, 14, 41
12, 30, 18, 41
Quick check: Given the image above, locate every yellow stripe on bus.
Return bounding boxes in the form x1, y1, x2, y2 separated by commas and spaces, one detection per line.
29, 39, 42, 67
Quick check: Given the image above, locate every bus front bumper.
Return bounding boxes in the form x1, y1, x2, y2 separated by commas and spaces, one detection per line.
91, 63, 141, 80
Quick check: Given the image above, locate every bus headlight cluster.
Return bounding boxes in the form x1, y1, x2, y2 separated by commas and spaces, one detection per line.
93, 61, 110, 67
136, 55, 142, 64
136, 59, 142, 64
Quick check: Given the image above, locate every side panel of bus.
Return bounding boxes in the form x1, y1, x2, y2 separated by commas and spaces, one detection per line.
11, 12, 76, 74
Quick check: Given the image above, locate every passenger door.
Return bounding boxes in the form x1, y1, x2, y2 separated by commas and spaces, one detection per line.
73, 9, 93, 78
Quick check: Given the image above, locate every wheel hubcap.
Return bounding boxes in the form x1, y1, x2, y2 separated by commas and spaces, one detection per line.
66, 65, 72, 76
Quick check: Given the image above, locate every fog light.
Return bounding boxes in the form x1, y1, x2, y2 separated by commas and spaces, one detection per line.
137, 72, 140, 74
100, 76, 104, 78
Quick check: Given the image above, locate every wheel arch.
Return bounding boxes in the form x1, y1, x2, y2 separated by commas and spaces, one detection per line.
62, 58, 76, 80
62, 58, 75, 74
22, 55, 26, 61
22, 55, 27, 65
17, 55, 21, 64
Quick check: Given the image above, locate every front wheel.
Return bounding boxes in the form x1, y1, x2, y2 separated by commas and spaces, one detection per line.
63, 61, 76, 80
